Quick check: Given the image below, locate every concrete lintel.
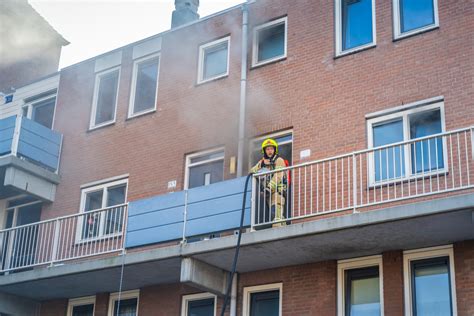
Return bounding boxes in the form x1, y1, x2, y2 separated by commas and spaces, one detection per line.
180, 257, 229, 296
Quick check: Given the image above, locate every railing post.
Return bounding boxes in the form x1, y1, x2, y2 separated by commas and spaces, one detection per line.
50, 219, 60, 266
250, 175, 256, 231
181, 190, 188, 244
11, 115, 22, 156
352, 153, 358, 213
471, 128, 474, 160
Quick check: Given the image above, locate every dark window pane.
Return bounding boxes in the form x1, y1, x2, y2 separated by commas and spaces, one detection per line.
72, 304, 94, 316
85, 191, 103, 212
345, 267, 381, 316
203, 42, 228, 80
342, 0, 373, 50
258, 22, 285, 62
250, 290, 279, 316
113, 298, 138, 316
82, 191, 103, 239
373, 119, 405, 181
250, 134, 293, 167
412, 257, 452, 316
105, 184, 127, 235
32, 98, 55, 129
107, 185, 126, 207
400, 0, 435, 33
187, 298, 215, 316
189, 160, 224, 189
409, 110, 443, 174
190, 151, 224, 164
95, 70, 119, 125
7, 196, 39, 208
133, 57, 159, 114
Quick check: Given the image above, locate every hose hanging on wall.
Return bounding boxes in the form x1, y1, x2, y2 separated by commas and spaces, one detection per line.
220, 172, 253, 316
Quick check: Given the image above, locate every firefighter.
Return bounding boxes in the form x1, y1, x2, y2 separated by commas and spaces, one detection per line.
250, 138, 287, 226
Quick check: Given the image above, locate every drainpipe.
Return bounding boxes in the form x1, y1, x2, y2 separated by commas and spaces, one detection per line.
230, 273, 238, 316
236, 2, 249, 177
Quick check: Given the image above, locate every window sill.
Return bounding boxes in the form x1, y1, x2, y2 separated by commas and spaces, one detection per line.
369, 168, 448, 188
251, 55, 287, 70
195, 73, 229, 86
87, 121, 115, 133
126, 108, 157, 121
393, 25, 439, 42
334, 43, 376, 60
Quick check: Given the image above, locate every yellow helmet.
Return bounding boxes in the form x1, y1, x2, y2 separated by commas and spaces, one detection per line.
261, 138, 278, 154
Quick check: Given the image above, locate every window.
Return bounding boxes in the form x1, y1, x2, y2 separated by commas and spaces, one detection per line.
403, 246, 457, 316
252, 17, 287, 67
197, 37, 230, 84
181, 293, 216, 316
108, 290, 139, 316
337, 256, 384, 316
90, 67, 120, 129
78, 178, 127, 240
67, 296, 95, 316
185, 148, 225, 189
393, 0, 439, 39
367, 101, 446, 184
250, 131, 293, 168
243, 283, 282, 316
22, 95, 57, 129
335, 0, 376, 56
128, 54, 160, 117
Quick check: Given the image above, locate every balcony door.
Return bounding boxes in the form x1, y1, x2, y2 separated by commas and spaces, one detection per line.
0, 197, 42, 271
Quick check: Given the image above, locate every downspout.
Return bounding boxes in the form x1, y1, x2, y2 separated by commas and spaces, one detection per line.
236, 2, 249, 177
230, 273, 238, 316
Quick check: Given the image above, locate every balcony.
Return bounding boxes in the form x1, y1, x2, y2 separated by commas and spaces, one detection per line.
0, 127, 473, 300
0, 115, 62, 201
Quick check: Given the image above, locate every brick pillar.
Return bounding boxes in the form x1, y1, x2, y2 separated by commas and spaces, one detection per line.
40, 299, 67, 316
454, 240, 474, 316
382, 251, 404, 316
94, 293, 110, 316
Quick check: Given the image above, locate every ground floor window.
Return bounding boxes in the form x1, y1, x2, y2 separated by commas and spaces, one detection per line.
403, 246, 456, 316
67, 296, 95, 316
337, 256, 383, 316
108, 290, 139, 316
243, 283, 282, 316
181, 293, 216, 316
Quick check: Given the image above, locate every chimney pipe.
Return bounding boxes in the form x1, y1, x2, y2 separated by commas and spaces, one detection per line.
171, 0, 200, 28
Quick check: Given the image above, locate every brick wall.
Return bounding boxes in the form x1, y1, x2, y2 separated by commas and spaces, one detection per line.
39, 299, 67, 316
382, 251, 404, 316
454, 240, 474, 316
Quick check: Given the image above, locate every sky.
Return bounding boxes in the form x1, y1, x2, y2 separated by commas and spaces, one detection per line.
29, 0, 244, 69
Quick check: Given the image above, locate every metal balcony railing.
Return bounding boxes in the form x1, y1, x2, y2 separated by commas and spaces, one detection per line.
252, 127, 474, 227
0, 204, 127, 273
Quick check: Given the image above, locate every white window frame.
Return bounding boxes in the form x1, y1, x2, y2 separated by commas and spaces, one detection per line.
337, 255, 384, 316
22, 94, 58, 130
242, 283, 282, 316
403, 245, 457, 316
76, 178, 128, 242
197, 37, 230, 84
393, 0, 439, 40
128, 53, 160, 119
252, 17, 288, 67
181, 293, 217, 316
89, 66, 121, 130
67, 296, 96, 316
335, 0, 377, 57
249, 130, 293, 170
184, 147, 225, 190
367, 101, 447, 186
108, 290, 140, 316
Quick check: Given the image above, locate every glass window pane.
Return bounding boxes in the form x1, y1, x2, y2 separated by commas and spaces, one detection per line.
107, 185, 126, 207
113, 298, 138, 316
400, 0, 435, 33
72, 304, 94, 316
409, 110, 443, 173
95, 70, 119, 125
7, 196, 39, 208
83, 190, 103, 239
345, 267, 381, 316
203, 42, 228, 80
250, 134, 293, 167
258, 23, 285, 62
32, 98, 55, 129
133, 57, 159, 114
85, 191, 103, 212
250, 290, 279, 316
190, 151, 225, 164
105, 184, 127, 235
373, 119, 405, 181
342, 0, 373, 51
412, 257, 452, 316
187, 298, 215, 316
189, 160, 224, 189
